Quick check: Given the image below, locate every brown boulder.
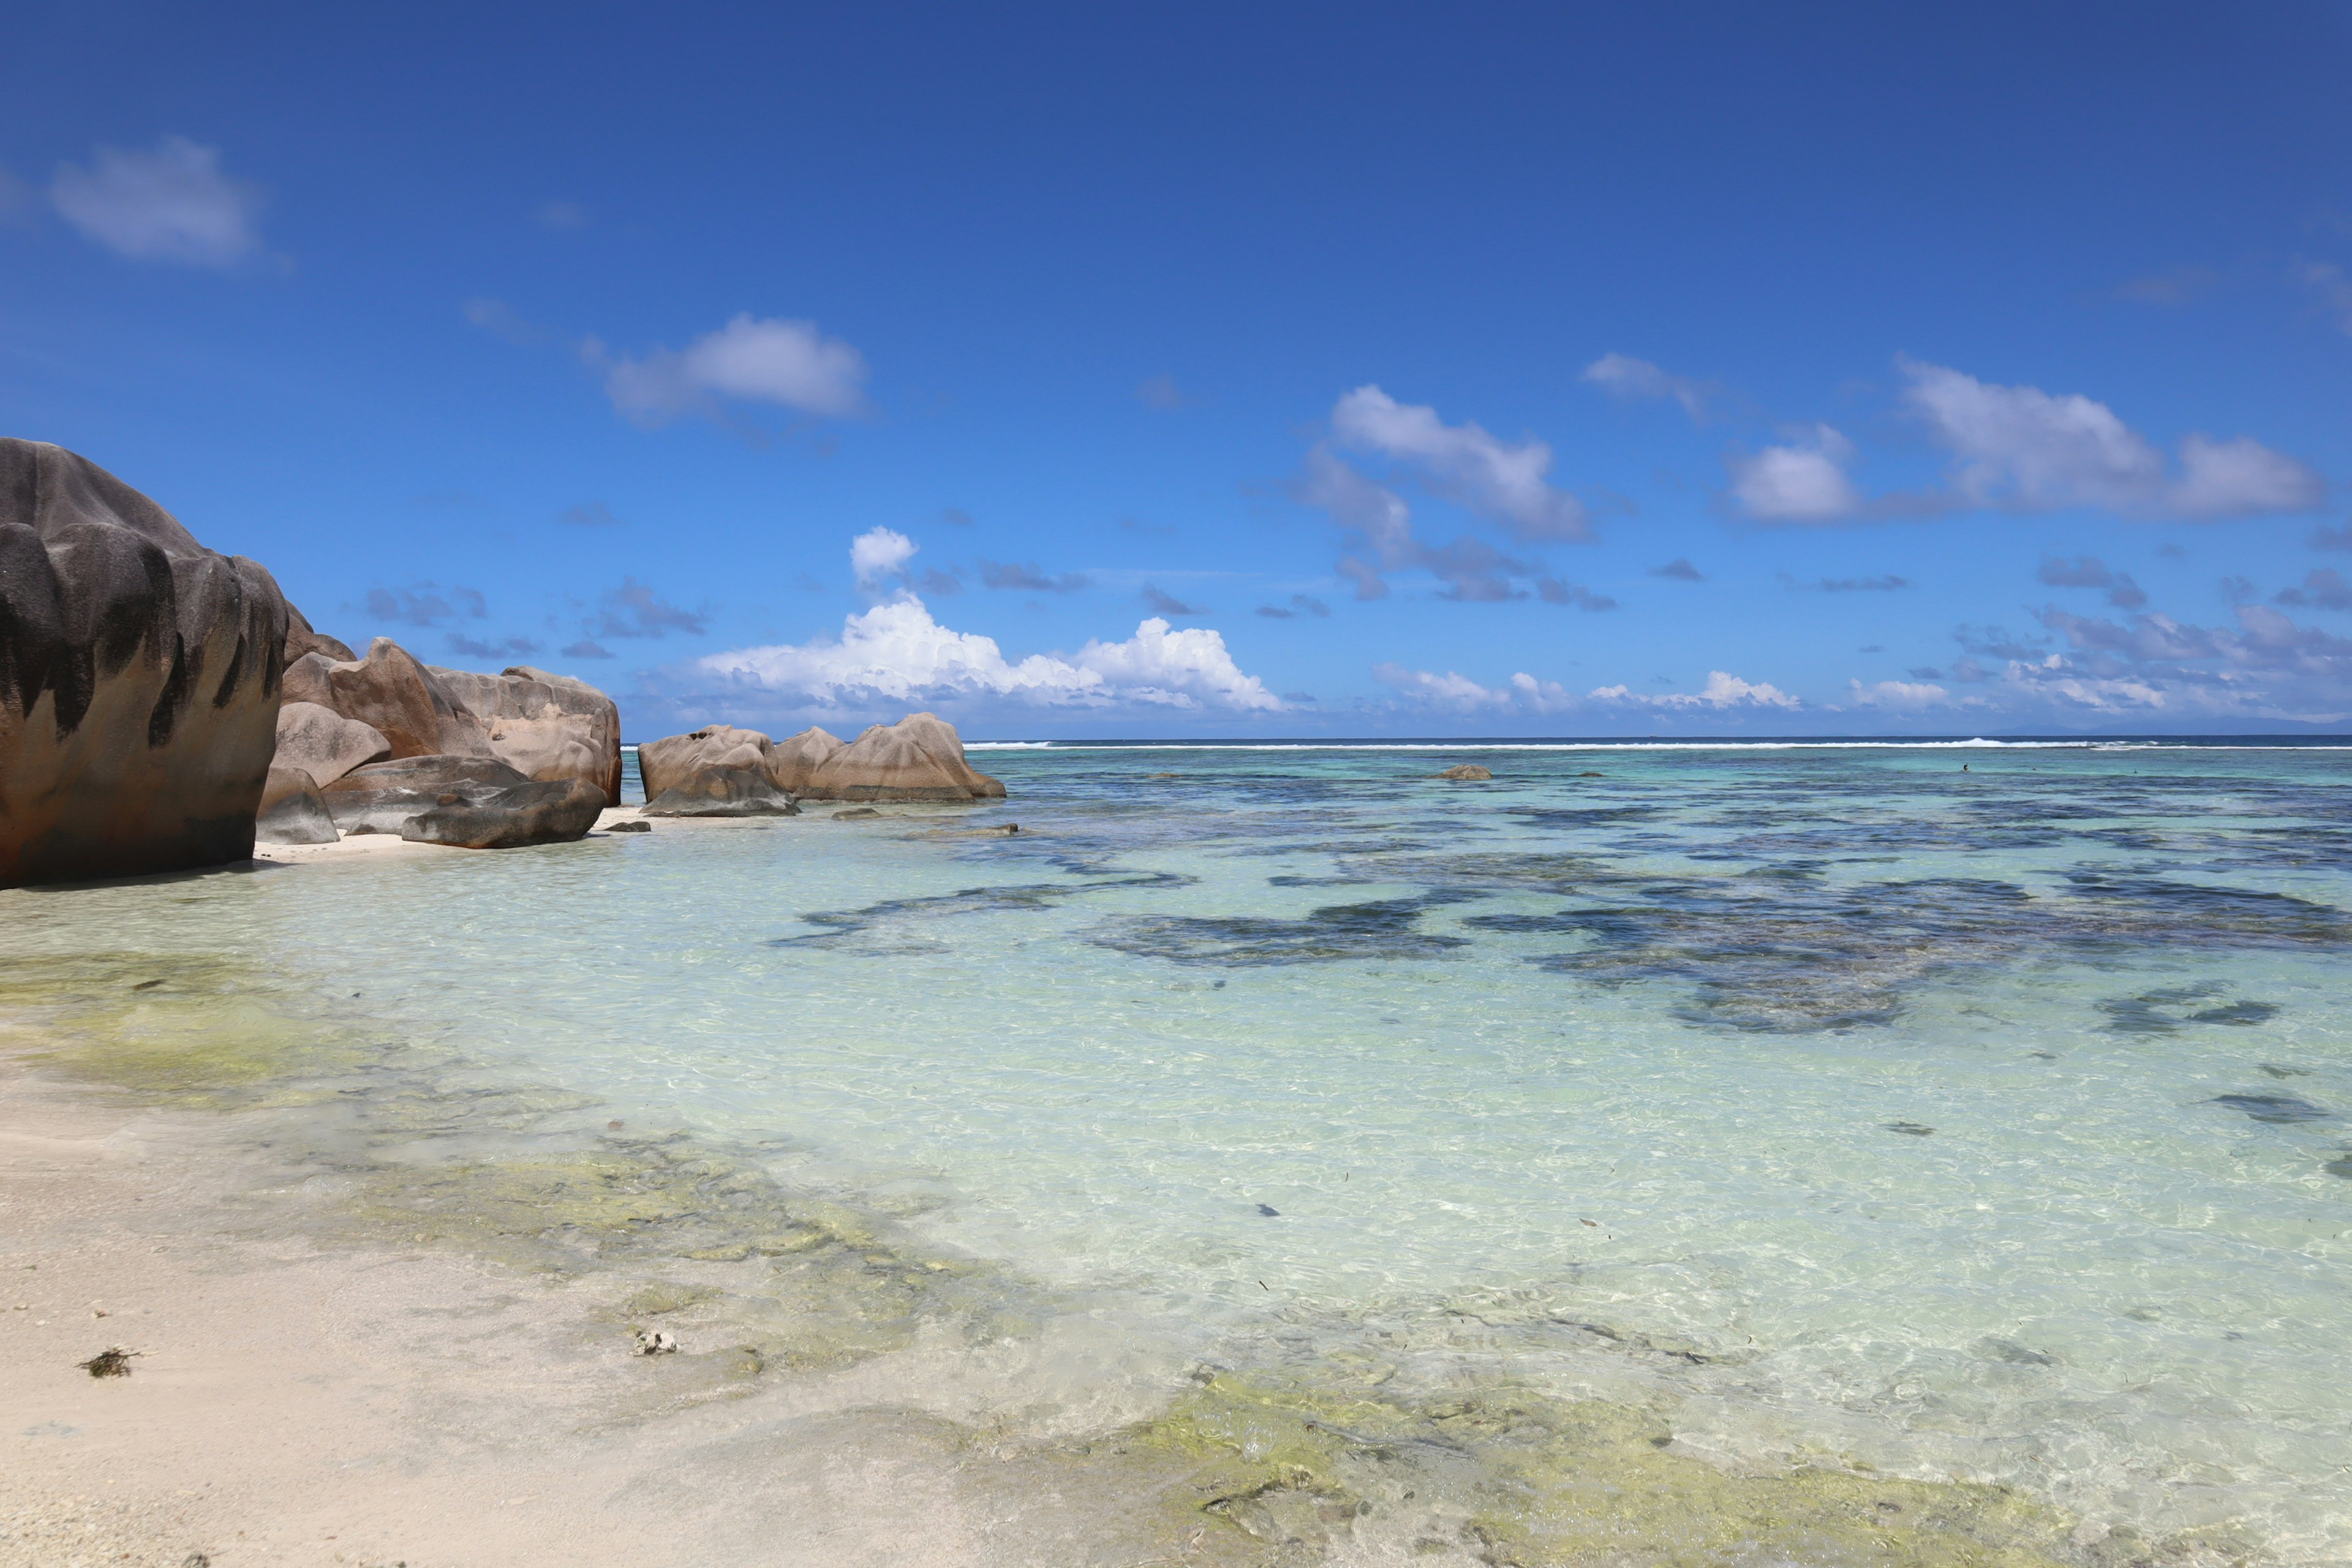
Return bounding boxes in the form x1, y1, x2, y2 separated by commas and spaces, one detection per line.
255, 764, 337, 845
799, 712, 1005, 802
640, 765, 801, 818
398, 777, 606, 850
282, 601, 355, 666
320, 754, 530, 834
282, 639, 496, 762
273, 699, 390, 789
1434, 764, 1493, 781
638, 724, 778, 801
429, 665, 622, 802
767, 726, 844, 793
0, 439, 289, 886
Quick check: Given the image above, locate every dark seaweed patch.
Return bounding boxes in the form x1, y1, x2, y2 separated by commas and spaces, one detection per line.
1267, 875, 1371, 888
2062, 872, 2350, 946
2097, 986, 2279, 1035
2208, 1094, 2332, 1125
771, 872, 1193, 949
1507, 807, 1661, 827
1094, 891, 1486, 967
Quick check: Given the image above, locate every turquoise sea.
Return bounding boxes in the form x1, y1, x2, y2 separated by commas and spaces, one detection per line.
8, 739, 2352, 1560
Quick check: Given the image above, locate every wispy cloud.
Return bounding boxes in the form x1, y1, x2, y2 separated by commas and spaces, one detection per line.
979, 559, 1090, 593
2277, 568, 2352, 611
589, 578, 709, 639
2113, 266, 2216, 306
562, 639, 614, 660
2298, 261, 2352, 336
51, 135, 263, 268
533, 200, 588, 230
1537, 577, 1616, 610
1581, 353, 1712, 421
1330, 385, 1590, 542
366, 583, 488, 626
1590, 671, 1801, 711
1256, 595, 1330, 620
1140, 584, 1207, 616
586, 314, 869, 425
1782, 573, 1908, 593
2037, 554, 2145, 608
447, 632, 544, 660
1648, 557, 1705, 581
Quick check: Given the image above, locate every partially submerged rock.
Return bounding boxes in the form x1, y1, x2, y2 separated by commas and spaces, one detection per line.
638, 724, 778, 801
320, 755, 530, 834
399, 777, 607, 850
273, 699, 390, 790
255, 764, 338, 845
430, 664, 622, 802
1434, 764, 1492, 781
1, 439, 290, 887
800, 712, 1005, 802
640, 765, 801, 818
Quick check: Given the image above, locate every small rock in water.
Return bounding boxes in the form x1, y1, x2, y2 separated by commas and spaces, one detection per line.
608, 1119, 624, 1131
609, 820, 651, 834
832, 807, 881, 820
633, 1330, 679, 1355
1433, 764, 1492, 781
1887, 1121, 1936, 1136
1256, 1204, 1280, 1216
132, 979, 164, 991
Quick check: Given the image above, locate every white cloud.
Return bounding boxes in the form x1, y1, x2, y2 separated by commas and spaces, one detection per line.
51, 135, 263, 268
1845, 678, 1950, 711
1592, 671, 1801, 710
592, 314, 869, 424
1373, 665, 1578, 714
1330, 386, 1590, 542
696, 537, 1280, 712
850, 526, 917, 588
1726, 425, 1862, 522
1581, 352, 1711, 420
1899, 357, 2321, 519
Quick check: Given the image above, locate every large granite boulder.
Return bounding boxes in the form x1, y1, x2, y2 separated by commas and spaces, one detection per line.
282, 601, 354, 667
274, 699, 390, 790
320, 755, 530, 834
255, 764, 337, 845
767, 726, 844, 793
640, 765, 801, 818
283, 639, 497, 762
1, 439, 289, 887
433, 665, 621, 802
399, 777, 606, 849
799, 712, 1005, 802
638, 723, 777, 802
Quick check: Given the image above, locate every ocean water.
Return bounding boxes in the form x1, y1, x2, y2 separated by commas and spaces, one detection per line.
8, 740, 2352, 1558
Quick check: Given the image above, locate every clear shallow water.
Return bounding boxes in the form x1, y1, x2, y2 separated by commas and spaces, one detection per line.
10, 742, 2352, 1557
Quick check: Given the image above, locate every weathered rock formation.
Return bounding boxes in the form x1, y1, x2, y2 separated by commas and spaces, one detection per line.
798, 712, 1004, 802
399, 777, 606, 849
430, 665, 622, 803
639, 766, 801, 818
638, 724, 779, 802
282, 601, 354, 666
255, 764, 338, 845
1434, 764, 1493, 781
282, 639, 497, 762
274, 700, 390, 790
767, 726, 843, 793
1, 439, 290, 886
320, 753, 606, 847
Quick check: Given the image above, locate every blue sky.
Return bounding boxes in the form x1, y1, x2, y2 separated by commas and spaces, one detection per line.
6, 2, 2351, 738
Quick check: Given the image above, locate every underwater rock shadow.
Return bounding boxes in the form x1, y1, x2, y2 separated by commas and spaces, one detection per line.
769, 871, 1197, 951
1092, 891, 1489, 967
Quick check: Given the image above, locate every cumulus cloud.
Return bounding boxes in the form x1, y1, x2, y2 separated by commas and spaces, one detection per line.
1591, 671, 1801, 711
51, 135, 263, 268
1372, 665, 1577, 714
1727, 425, 1862, 522
2277, 568, 2352, 611
702, 603, 1279, 712
851, 526, 918, 589
1900, 357, 2321, 519
1330, 386, 1590, 542
590, 314, 868, 424
1845, 678, 1949, 710
1581, 353, 1712, 420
